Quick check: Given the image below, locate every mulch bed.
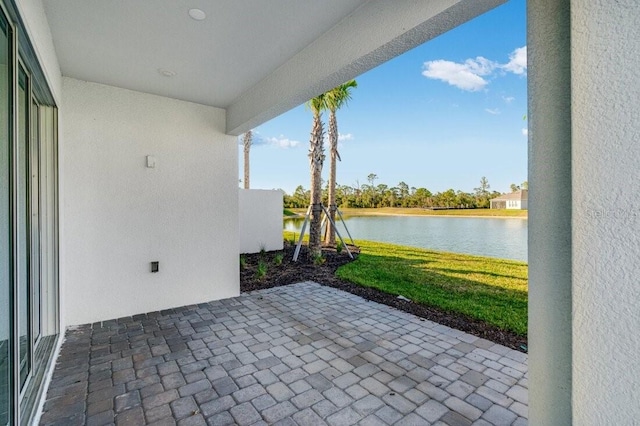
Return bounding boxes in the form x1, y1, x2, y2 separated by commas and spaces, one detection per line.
241, 241, 527, 353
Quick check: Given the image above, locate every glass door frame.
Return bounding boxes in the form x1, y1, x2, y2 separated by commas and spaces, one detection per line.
0, 0, 60, 422
7, 2, 18, 422
30, 94, 41, 353
0, 1, 15, 424
16, 58, 32, 395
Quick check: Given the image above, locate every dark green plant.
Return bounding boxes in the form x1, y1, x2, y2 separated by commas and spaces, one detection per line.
336, 241, 344, 254
256, 260, 268, 280
274, 253, 284, 266
313, 253, 326, 265
240, 255, 246, 270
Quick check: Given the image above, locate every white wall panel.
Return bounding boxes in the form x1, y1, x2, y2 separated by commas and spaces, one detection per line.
239, 189, 283, 254
61, 78, 239, 325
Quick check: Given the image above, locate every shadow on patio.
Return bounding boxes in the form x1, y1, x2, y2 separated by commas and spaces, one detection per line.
39, 282, 528, 426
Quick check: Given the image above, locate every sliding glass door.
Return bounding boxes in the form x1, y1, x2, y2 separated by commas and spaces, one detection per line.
17, 65, 30, 390
30, 97, 40, 350
0, 9, 11, 426
0, 1, 58, 422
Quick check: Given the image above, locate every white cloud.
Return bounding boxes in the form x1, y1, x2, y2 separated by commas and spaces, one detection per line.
502, 96, 515, 104
265, 135, 300, 148
503, 46, 527, 75
422, 46, 527, 91
485, 108, 501, 115
241, 132, 300, 148
522, 128, 528, 136
422, 57, 497, 91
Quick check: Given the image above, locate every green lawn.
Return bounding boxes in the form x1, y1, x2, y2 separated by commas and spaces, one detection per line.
284, 231, 528, 336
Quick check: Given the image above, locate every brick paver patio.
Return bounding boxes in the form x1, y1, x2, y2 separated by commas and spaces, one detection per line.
39, 282, 528, 425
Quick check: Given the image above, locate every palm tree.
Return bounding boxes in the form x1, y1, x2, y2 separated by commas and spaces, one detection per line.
306, 94, 326, 258
324, 80, 357, 245
242, 130, 252, 189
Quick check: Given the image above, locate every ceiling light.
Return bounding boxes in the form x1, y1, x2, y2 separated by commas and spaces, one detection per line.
188, 8, 206, 21
158, 68, 176, 77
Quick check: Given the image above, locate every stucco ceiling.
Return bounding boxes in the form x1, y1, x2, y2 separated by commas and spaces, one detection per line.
42, 0, 506, 134
43, 0, 366, 108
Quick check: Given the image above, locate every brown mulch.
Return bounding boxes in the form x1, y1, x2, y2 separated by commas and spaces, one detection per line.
240, 241, 528, 353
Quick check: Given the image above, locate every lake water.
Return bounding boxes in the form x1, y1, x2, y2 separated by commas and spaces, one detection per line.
284, 215, 528, 262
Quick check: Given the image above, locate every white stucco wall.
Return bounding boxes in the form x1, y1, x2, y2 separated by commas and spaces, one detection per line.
239, 189, 284, 254
571, 1, 640, 423
60, 77, 239, 326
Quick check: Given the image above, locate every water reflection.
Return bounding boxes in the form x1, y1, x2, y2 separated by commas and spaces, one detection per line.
285, 215, 527, 261
284, 217, 305, 229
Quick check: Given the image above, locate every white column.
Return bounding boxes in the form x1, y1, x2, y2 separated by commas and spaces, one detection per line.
571, 0, 640, 423
527, 0, 573, 423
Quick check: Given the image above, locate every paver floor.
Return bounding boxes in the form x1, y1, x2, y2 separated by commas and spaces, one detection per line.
39, 282, 528, 426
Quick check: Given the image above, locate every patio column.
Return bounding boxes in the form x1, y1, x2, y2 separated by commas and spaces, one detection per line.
527, 0, 573, 424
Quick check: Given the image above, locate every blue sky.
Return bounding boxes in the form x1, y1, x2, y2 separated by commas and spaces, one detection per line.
239, 0, 527, 195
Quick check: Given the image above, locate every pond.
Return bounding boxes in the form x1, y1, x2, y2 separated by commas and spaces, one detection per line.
284, 215, 528, 262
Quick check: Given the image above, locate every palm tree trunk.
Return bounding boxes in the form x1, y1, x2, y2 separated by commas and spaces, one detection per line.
308, 115, 324, 258
325, 110, 338, 245
243, 130, 252, 189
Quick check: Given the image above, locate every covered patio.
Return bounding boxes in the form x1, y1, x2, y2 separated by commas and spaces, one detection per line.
1, 0, 638, 423
39, 282, 527, 425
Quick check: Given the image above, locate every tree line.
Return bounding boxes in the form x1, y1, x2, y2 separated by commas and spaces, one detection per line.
284, 176, 528, 210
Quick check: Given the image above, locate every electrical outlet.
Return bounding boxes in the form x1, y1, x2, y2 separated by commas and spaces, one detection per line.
151, 261, 159, 273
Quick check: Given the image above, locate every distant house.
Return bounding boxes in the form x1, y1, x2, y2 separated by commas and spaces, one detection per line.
490, 189, 528, 209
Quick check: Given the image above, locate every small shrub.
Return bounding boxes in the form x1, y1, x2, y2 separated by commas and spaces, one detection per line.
239, 255, 246, 270
336, 241, 344, 254
256, 260, 268, 280
259, 243, 266, 257
313, 253, 326, 265
274, 253, 284, 266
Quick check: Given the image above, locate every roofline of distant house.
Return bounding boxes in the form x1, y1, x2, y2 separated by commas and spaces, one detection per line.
492, 189, 528, 201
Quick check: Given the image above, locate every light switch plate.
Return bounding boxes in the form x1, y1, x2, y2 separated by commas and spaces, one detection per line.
146, 155, 156, 168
